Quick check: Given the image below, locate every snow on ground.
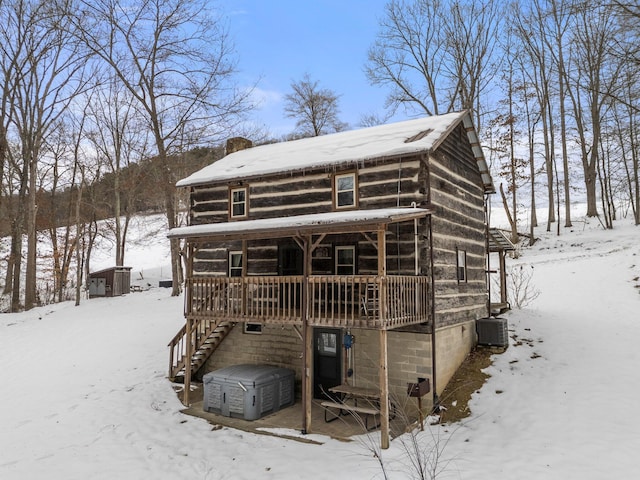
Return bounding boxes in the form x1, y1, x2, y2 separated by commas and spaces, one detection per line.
1, 213, 639, 479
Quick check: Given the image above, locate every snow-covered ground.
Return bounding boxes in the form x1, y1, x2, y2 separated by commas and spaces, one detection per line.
1, 212, 639, 479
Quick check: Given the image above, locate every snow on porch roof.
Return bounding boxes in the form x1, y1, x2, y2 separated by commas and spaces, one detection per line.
177, 110, 494, 193
167, 207, 431, 242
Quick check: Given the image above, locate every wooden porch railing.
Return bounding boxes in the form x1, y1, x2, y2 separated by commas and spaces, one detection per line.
184, 275, 430, 330
186, 276, 304, 325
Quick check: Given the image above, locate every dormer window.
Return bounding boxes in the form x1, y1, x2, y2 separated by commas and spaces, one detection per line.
230, 186, 248, 219
334, 172, 357, 209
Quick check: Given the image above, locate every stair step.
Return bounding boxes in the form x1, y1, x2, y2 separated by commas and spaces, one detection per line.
169, 321, 237, 379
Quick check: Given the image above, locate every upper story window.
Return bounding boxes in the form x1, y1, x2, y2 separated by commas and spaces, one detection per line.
230, 186, 248, 219
335, 246, 355, 275
334, 172, 357, 209
456, 248, 467, 283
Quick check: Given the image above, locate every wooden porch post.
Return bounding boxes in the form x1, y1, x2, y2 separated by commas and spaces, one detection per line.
184, 317, 192, 406
377, 226, 390, 449
301, 235, 313, 434
499, 251, 508, 305
183, 243, 194, 406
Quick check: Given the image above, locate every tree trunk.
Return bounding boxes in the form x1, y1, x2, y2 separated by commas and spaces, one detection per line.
24, 153, 38, 310
500, 184, 518, 243
584, 160, 598, 217
10, 230, 22, 312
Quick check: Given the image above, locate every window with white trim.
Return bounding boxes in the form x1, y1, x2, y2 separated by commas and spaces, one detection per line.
229, 251, 243, 277
456, 249, 467, 282
334, 172, 356, 209
230, 186, 248, 218
335, 246, 355, 275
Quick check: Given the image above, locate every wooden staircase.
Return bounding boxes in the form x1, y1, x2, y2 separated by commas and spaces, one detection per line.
168, 318, 236, 382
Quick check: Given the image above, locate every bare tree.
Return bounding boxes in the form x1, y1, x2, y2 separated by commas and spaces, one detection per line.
72, 0, 254, 296
75, 0, 255, 295
283, 73, 346, 137
366, 0, 448, 117
0, 0, 89, 310
565, 2, 624, 220
86, 75, 148, 266
612, 68, 640, 225
365, 0, 503, 128
514, 0, 557, 230
489, 23, 532, 245
544, 0, 574, 228
42, 122, 80, 303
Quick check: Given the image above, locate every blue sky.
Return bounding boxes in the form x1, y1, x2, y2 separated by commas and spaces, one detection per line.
222, 0, 407, 136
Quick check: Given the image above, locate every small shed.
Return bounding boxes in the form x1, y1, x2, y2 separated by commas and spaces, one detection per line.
89, 266, 132, 298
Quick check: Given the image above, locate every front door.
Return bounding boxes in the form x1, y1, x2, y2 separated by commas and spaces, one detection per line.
313, 328, 343, 399
278, 244, 303, 308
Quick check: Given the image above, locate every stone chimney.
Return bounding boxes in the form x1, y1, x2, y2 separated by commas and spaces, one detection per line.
225, 137, 253, 155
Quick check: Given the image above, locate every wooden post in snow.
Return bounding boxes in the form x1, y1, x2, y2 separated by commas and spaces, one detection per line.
499, 251, 508, 305
183, 244, 194, 406
377, 226, 390, 449
184, 317, 192, 406
301, 236, 313, 434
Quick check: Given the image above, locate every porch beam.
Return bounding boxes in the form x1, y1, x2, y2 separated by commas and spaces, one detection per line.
362, 232, 378, 251
311, 233, 326, 251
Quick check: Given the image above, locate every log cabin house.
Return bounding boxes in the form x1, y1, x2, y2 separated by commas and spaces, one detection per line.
167, 110, 495, 448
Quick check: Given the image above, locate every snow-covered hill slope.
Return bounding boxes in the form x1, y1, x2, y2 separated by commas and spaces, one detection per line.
1, 215, 638, 479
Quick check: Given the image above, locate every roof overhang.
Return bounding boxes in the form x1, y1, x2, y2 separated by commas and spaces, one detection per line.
462, 113, 495, 194
167, 207, 432, 243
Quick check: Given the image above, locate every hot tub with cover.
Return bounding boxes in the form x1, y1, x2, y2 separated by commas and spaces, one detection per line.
202, 364, 295, 420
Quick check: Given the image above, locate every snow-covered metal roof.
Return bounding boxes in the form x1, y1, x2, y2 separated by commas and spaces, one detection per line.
167, 207, 431, 241
177, 110, 494, 193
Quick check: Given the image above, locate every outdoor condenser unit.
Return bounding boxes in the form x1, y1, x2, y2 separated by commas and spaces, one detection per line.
476, 317, 509, 348
203, 364, 295, 420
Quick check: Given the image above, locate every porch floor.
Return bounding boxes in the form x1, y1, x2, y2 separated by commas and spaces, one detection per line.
177, 382, 408, 445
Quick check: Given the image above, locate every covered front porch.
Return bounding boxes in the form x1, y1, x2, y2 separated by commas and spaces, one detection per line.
167, 207, 433, 449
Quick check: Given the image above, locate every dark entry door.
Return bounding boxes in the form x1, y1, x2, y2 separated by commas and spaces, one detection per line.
278, 244, 303, 308
278, 244, 303, 275
313, 328, 342, 399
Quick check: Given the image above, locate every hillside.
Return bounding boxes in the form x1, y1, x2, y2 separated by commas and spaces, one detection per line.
0, 214, 638, 479
0, 146, 224, 238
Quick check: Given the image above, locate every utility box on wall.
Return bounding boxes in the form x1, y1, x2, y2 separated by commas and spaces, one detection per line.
89, 267, 132, 298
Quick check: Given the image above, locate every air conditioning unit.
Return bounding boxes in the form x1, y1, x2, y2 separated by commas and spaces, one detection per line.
476, 317, 509, 348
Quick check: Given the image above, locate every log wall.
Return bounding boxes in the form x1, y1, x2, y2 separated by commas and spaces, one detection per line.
427, 126, 488, 328
188, 156, 427, 278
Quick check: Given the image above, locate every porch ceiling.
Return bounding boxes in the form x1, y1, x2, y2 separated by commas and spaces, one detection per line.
167, 206, 431, 242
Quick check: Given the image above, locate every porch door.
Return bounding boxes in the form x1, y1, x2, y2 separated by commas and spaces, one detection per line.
313, 328, 343, 399
278, 244, 303, 308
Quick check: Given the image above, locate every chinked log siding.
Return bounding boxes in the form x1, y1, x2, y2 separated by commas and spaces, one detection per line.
427, 130, 488, 328
189, 158, 425, 221
188, 155, 427, 277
